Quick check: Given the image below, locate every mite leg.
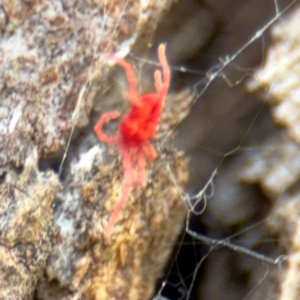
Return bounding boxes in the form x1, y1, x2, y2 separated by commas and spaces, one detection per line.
154, 44, 171, 98
94, 111, 120, 144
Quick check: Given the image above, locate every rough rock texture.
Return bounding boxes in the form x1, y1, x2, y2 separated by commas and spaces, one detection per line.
247, 6, 300, 300
270, 191, 300, 300
37, 146, 188, 300
4, 0, 300, 299
249, 6, 300, 143
0, 0, 187, 299
0, 0, 172, 174
0, 149, 60, 299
